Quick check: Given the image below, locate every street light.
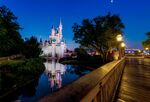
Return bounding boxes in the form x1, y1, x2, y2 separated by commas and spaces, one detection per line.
145, 47, 149, 50
116, 34, 123, 42
116, 34, 124, 59
120, 42, 126, 57
145, 47, 150, 55
121, 42, 125, 48
138, 50, 141, 53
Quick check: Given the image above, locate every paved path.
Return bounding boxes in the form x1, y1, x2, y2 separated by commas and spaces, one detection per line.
115, 57, 150, 102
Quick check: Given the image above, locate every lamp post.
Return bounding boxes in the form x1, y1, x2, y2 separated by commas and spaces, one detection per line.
116, 34, 123, 41
116, 34, 123, 57
121, 42, 125, 47
120, 42, 126, 57
145, 47, 149, 50
116, 34, 123, 59
145, 47, 149, 55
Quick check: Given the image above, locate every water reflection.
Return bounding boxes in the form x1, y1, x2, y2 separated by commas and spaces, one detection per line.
19, 60, 91, 102
0, 59, 91, 102
44, 59, 66, 90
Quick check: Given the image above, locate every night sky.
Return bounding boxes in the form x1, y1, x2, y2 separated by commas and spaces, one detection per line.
0, 0, 150, 49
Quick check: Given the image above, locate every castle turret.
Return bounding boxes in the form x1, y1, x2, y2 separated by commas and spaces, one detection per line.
59, 19, 62, 35
51, 25, 55, 36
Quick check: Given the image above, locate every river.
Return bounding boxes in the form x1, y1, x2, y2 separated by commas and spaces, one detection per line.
0, 59, 91, 102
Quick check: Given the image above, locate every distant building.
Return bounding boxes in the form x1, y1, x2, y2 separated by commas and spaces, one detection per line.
125, 48, 141, 54
41, 20, 67, 58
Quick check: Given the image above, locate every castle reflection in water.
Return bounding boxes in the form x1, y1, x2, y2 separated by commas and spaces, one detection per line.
44, 59, 66, 90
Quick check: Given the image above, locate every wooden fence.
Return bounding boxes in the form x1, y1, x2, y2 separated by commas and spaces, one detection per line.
40, 58, 125, 102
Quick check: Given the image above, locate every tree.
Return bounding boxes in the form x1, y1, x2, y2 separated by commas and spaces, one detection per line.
142, 32, 150, 49
72, 13, 124, 62
74, 47, 89, 59
146, 32, 150, 39
22, 36, 42, 58
0, 6, 23, 56
142, 40, 150, 49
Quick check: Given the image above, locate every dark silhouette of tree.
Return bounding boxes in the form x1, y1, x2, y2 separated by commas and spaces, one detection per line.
142, 32, 150, 49
74, 47, 89, 59
146, 32, 150, 39
22, 36, 42, 58
0, 6, 23, 56
0, 5, 42, 58
72, 13, 124, 62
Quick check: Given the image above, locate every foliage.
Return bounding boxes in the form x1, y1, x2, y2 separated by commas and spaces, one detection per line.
146, 32, 150, 39
72, 13, 124, 62
0, 6, 42, 58
142, 40, 150, 49
0, 58, 45, 97
0, 6, 23, 57
22, 36, 42, 58
0, 59, 24, 64
142, 32, 150, 49
74, 47, 89, 58
60, 55, 105, 68
0, 58, 45, 75
22, 58, 45, 75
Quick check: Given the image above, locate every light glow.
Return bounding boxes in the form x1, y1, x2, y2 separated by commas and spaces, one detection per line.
145, 48, 149, 50
121, 42, 125, 47
116, 34, 123, 42
111, 0, 113, 3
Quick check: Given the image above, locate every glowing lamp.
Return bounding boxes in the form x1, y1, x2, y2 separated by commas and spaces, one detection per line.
121, 42, 125, 47
116, 34, 123, 42
145, 48, 149, 50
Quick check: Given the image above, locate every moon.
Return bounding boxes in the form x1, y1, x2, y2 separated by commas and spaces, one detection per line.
111, 0, 113, 3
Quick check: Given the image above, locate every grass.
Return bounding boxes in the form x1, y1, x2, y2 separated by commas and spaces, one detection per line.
0, 59, 24, 64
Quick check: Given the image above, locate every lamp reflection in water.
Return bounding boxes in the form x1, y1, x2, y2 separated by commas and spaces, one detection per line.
44, 59, 66, 91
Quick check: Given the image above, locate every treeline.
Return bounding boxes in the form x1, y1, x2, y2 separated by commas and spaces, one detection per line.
72, 13, 125, 62
142, 32, 150, 49
0, 6, 41, 58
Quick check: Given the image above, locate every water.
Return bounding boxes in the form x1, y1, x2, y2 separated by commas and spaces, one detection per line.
0, 60, 91, 102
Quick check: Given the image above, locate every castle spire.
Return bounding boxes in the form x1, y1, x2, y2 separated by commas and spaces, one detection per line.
51, 25, 55, 36
59, 18, 62, 35
59, 18, 62, 28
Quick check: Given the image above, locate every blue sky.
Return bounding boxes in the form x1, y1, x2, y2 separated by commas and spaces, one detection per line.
0, 0, 150, 49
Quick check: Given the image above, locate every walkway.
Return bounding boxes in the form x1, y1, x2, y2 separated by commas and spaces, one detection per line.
115, 57, 150, 102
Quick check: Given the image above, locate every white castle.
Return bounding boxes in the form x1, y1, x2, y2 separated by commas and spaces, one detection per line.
41, 20, 67, 58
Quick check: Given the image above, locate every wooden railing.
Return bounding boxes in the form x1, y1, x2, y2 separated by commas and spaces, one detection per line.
40, 58, 125, 102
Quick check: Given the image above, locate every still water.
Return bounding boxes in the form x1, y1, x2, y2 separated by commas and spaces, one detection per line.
1, 60, 91, 102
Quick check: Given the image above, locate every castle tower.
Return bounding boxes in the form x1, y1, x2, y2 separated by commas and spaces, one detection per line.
59, 19, 63, 42
59, 19, 62, 35
51, 25, 55, 36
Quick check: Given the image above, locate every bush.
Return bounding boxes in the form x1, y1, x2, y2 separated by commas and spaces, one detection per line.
22, 36, 42, 58
0, 58, 45, 76
22, 58, 45, 75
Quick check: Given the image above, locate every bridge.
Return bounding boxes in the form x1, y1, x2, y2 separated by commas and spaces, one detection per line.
40, 57, 150, 102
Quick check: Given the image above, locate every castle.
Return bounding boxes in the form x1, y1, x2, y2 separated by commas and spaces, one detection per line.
41, 20, 67, 58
